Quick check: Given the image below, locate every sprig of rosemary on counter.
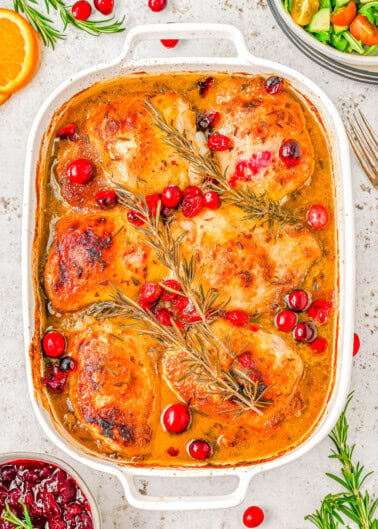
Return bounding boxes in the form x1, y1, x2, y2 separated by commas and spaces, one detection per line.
13, 0, 125, 48
2, 502, 34, 529
87, 288, 270, 416
144, 100, 300, 229
306, 393, 378, 529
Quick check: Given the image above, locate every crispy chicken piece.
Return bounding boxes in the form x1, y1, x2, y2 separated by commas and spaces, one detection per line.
171, 206, 322, 314
69, 330, 157, 455
207, 77, 314, 200
162, 321, 304, 437
44, 211, 167, 312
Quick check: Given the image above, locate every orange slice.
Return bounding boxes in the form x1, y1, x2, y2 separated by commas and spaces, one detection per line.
0, 8, 39, 94
0, 92, 11, 105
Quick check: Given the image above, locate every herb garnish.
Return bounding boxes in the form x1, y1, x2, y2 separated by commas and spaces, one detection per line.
2, 502, 34, 529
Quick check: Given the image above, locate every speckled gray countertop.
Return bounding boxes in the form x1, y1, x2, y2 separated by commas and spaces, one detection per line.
0, 0, 377, 527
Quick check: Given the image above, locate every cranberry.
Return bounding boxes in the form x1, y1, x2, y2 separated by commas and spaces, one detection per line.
208, 132, 232, 151
183, 185, 202, 197
307, 300, 332, 325
307, 204, 329, 229
156, 308, 172, 326
59, 356, 77, 372
203, 191, 221, 209
172, 295, 189, 312
243, 506, 264, 528
139, 282, 162, 304
353, 333, 360, 356
67, 159, 93, 184
127, 210, 144, 226
162, 206, 176, 218
148, 0, 166, 11
162, 403, 191, 433
293, 322, 317, 343
226, 310, 249, 327
161, 185, 183, 208
42, 365, 67, 393
161, 279, 181, 300
187, 439, 212, 460
279, 139, 301, 168
161, 39, 179, 48
56, 124, 78, 141
238, 352, 256, 369
196, 111, 220, 132
167, 447, 179, 456
287, 289, 310, 311
72, 0, 91, 20
42, 331, 66, 358
95, 190, 118, 210
265, 76, 283, 95
146, 193, 161, 217
181, 308, 202, 323
275, 310, 297, 331
181, 193, 204, 218
310, 337, 328, 354
197, 77, 214, 97
94, 0, 113, 15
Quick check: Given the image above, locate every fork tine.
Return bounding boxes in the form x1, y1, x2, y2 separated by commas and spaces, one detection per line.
349, 120, 378, 177
359, 110, 378, 145
354, 112, 378, 160
346, 128, 378, 189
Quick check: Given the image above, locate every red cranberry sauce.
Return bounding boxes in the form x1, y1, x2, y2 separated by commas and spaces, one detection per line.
0, 459, 94, 529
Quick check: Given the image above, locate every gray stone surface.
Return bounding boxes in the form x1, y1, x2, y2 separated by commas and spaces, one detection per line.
0, 0, 377, 527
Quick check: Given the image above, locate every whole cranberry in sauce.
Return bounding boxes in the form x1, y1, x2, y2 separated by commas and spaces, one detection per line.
197, 76, 214, 96
187, 439, 212, 460
146, 193, 162, 217
265, 76, 283, 95
203, 191, 221, 209
307, 204, 329, 229
127, 209, 144, 226
243, 505, 265, 528
162, 403, 191, 434
67, 159, 94, 184
183, 185, 202, 197
72, 0, 91, 20
293, 322, 317, 343
226, 310, 249, 327
161, 39, 179, 48
95, 189, 118, 210
279, 139, 301, 168
56, 124, 78, 141
161, 279, 181, 301
208, 132, 232, 151
287, 289, 310, 312
139, 282, 162, 304
148, 0, 166, 11
307, 299, 332, 325
42, 331, 66, 358
238, 352, 256, 370
275, 310, 297, 332
196, 111, 220, 132
59, 356, 77, 373
310, 337, 328, 354
94, 0, 114, 14
181, 193, 204, 218
167, 446, 179, 456
156, 308, 172, 326
42, 365, 67, 393
161, 185, 183, 208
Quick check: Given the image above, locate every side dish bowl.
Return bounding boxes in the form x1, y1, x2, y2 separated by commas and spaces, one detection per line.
22, 23, 355, 510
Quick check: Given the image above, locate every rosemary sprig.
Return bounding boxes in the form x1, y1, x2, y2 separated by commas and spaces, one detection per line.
87, 288, 270, 416
13, 0, 125, 48
2, 502, 34, 529
305, 393, 378, 529
144, 100, 300, 229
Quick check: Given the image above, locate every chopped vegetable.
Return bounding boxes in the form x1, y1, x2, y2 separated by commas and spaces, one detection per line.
291, 0, 320, 25
309, 8, 331, 31
350, 13, 378, 43
330, 1, 357, 25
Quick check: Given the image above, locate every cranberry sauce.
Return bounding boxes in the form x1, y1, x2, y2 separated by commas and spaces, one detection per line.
0, 459, 94, 529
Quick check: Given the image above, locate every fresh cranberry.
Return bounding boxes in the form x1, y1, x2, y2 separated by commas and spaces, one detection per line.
265, 76, 283, 95
307, 300, 332, 325
162, 403, 191, 433
161, 185, 183, 208
243, 505, 264, 528
94, 0, 113, 14
183, 185, 202, 197
172, 295, 189, 312
56, 124, 78, 141
181, 193, 204, 218
307, 204, 329, 229
148, 0, 166, 11
42, 365, 67, 393
226, 310, 249, 327
293, 322, 317, 343
203, 191, 221, 209
156, 308, 172, 326
310, 337, 328, 354
95, 190, 118, 210
197, 77, 214, 96
127, 209, 144, 226
146, 193, 162, 217
139, 282, 162, 304
275, 310, 297, 331
208, 132, 232, 151
181, 308, 202, 323
59, 356, 77, 372
162, 206, 176, 218
196, 111, 220, 132
67, 159, 93, 184
167, 447, 179, 456
187, 439, 212, 460
287, 289, 310, 311
161, 39, 179, 48
279, 139, 301, 168
353, 333, 360, 356
161, 279, 181, 301
42, 331, 66, 358
72, 0, 91, 20
238, 352, 256, 369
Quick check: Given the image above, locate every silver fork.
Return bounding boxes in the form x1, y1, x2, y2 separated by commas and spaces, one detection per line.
346, 110, 378, 190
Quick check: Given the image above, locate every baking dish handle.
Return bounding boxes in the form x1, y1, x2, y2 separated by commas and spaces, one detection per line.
118, 470, 253, 511
120, 23, 253, 62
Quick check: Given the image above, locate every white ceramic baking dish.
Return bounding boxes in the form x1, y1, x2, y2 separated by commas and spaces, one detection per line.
22, 23, 355, 511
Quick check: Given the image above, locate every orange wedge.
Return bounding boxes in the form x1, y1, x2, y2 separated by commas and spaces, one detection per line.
0, 8, 39, 94
0, 92, 11, 105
